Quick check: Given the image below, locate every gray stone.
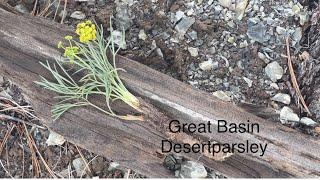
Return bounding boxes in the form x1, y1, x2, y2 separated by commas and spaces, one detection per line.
300, 117, 317, 126
218, 0, 232, 9
199, 60, 217, 71
186, 9, 194, 16
265, 61, 283, 82
97, 0, 105, 6
70, 11, 86, 20
247, 20, 269, 43
188, 47, 199, 57
276, 26, 286, 35
258, 52, 269, 63
187, 31, 198, 41
46, 131, 66, 146
179, 161, 207, 178
174, 10, 185, 23
299, 13, 308, 26
87, 0, 95, 6
292, 27, 302, 46
14, 4, 29, 14
112, 30, 126, 49
280, 106, 300, 123
175, 17, 195, 37
271, 93, 291, 105
107, 162, 120, 171
212, 91, 231, 101
72, 158, 86, 177
243, 77, 253, 87
115, 3, 133, 30
138, 29, 147, 40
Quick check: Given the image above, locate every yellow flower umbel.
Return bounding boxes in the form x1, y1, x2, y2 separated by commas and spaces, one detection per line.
76, 20, 97, 43
58, 36, 80, 63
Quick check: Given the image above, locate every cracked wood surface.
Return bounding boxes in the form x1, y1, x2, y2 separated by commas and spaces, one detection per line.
0, 9, 320, 177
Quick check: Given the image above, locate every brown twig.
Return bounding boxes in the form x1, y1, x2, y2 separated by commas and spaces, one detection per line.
53, 0, 61, 21
60, 0, 67, 24
0, 114, 45, 129
31, 0, 38, 15
75, 145, 92, 177
285, 37, 311, 115
24, 124, 41, 177
0, 124, 14, 155
23, 123, 57, 178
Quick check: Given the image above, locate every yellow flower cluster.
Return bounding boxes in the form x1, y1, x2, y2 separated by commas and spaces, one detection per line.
64, 46, 79, 62
57, 36, 79, 63
76, 20, 97, 43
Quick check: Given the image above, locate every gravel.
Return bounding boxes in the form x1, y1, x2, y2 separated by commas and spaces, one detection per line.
178, 161, 207, 178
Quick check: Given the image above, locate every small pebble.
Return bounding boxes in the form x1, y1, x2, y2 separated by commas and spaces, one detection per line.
271, 93, 291, 105
70, 11, 86, 20
188, 47, 199, 57
280, 106, 300, 123
265, 61, 284, 82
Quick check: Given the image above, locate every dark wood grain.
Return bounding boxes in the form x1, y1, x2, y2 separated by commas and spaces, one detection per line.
0, 9, 319, 178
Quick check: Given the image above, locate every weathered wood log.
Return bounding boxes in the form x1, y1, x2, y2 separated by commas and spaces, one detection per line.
0, 9, 320, 177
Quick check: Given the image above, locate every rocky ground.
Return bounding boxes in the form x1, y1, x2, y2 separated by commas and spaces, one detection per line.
1, 0, 320, 178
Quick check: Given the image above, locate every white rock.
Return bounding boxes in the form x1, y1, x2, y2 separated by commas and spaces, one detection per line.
212, 91, 231, 101
265, 61, 284, 82
218, 0, 232, 8
14, 4, 29, 14
227, 36, 235, 44
243, 77, 253, 87
179, 161, 207, 178
138, 29, 147, 40
188, 47, 199, 57
70, 11, 86, 20
258, 52, 269, 63
235, 0, 248, 20
186, 9, 194, 16
199, 60, 214, 71
271, 93, 291, 105
175, 17, 195, 37
46, 131, 65, 146
300, 117, 317, 126
280, 106, 300, 123
175, 10, 185, 23
108, 162, 120, 171
112, 30, 126, 49
299, 13, 308, 26
72, 158, 86, 177
276, 26, 286, 35
292, 4, 301, 14
270, 83, 279, 90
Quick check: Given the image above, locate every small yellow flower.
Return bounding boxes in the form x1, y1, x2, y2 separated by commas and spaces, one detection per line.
64, 46, 79, 63
76, 20, 97, 43
64, 35, 73, 40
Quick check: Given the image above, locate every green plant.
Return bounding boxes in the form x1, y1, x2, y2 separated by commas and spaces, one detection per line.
35, 20, 143, 121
